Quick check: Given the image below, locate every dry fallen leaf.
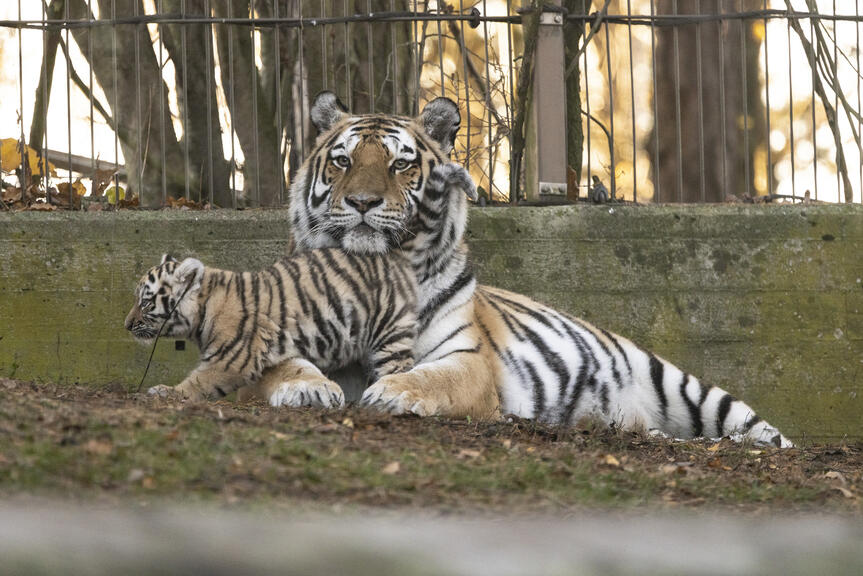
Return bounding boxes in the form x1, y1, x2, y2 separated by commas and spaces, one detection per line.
457, 449, 482, 460
341, 417, 355, 429
660, 463, 691, 475
501, 439, 512, 450
602, 454, 621, 467
127, 469, 145, 483
833, 486, 856, 499
707, 443, 721, 452
141, 476, 156, 489
825, 471, 847, 485
84, 439, 113, 456
381, 461, 400, 475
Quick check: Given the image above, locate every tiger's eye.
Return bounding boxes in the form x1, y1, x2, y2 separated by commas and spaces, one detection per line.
392, 159, 410, 171
333, 156, 351, 168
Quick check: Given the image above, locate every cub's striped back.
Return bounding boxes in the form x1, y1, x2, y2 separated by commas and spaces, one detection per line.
126, 249, 417, 401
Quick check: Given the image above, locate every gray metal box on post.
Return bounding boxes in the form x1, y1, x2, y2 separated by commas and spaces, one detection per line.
523, 2, 568, 202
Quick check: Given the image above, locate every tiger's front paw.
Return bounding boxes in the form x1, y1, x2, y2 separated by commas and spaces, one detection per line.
269, 378, 345, 409
360, 374, 436, 416
147, 384, 190, 400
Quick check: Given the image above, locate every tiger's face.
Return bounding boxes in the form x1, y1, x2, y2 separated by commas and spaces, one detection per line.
290, 92, 461, 254
125, 255, 204, 343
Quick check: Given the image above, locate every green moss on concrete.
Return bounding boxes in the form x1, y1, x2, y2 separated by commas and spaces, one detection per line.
2, 206, 862, 439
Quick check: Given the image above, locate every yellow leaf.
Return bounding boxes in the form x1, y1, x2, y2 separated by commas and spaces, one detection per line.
603, 454, 621, 467
381, 461, 400, 475
0, 138, 56, 177
105, 185, 126, 204
70, 178, 86, 196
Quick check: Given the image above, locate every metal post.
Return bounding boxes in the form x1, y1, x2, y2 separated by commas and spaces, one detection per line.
524, 1, 567, 201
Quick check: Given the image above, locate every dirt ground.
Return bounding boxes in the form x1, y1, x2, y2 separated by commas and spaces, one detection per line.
0, 378, 860, 515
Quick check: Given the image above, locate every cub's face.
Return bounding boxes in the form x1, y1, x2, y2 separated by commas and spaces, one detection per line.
125, 255, 203, 342
291, 92, 461, 255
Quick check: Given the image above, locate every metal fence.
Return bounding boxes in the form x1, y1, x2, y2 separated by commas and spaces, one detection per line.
0, 0, 861, 209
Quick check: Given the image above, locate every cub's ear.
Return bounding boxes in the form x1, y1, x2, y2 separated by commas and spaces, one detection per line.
311, 91, 349, 134
160, 253, 177, 265
174, 258, 205, 291
418, 98, 461, 155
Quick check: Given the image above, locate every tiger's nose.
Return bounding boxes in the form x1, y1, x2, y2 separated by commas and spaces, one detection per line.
345, 195, 383, 214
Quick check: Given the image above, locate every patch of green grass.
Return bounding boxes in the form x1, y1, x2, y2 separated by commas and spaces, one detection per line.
0, 381, 860, 514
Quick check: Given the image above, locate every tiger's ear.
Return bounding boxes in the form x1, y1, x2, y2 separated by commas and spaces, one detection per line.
174, 258, 204, 291
311, 91, 349, 134
161, 253, 177, 265
418, 98, 461, 155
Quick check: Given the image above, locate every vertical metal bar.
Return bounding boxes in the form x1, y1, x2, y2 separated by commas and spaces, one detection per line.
112, 0, 119, 198
672, 0, 682, 202
833, 0, 839, 198
460, 0, 470, 168
627, 0, 636, 202
718, 4, 728, 199
413, 0, 420, 115
787, 18, 796, 198
482, 0, 493, 197
650, 0, 659, 200
158, 0, 167, 204
321, 0, 328, 91
42, 0, 50, 194
228, 0, 237, 207
506, 0, 516, 201
391, 0, 400, 113
367, 0, 374, 112
275, 0, 284, 205
763, 0, 772, 195
857, 1, 862, 202
345, 0, 352, 109
298, 7, 307, 160
585, 0, 592, 190
810, 15, 817, 200
181, 0, 190, 200
135, 0, 143, 202
17, 0, 24, 189
604, 19, 615, 197
88, 0, 95, 187
251, 3, 261, 203
436, 3, 444, 97
696, 0, 705, 202
205, 0, 214, 205
740, 0, 750, 198
65, 0, 73, 201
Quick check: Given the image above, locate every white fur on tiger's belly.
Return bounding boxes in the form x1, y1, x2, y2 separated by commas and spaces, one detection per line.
269, 379, 345, 409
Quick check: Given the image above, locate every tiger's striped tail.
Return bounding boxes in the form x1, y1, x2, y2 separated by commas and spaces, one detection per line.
606, 334, 794, 448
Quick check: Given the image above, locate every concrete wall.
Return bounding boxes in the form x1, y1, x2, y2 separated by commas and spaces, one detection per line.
2, 205, 861, 439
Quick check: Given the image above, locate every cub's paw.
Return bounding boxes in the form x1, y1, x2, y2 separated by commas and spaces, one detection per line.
360, 375, 435, 416
147, 384, 185, 400
269, 378, 345, 409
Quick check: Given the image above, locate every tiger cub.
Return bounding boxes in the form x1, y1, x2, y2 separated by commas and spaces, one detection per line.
125, 249, 416, 403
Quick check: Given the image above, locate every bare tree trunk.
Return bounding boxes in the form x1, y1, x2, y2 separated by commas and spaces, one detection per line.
68, 0, 187, 206
161, 0, 232, 206
563, 0, 585, 201
212, 0, 282, 206
29, 0, 63, 152
650, 0, 764, 202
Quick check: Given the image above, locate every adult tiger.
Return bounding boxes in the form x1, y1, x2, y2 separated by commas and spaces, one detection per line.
249, 92, 792, 447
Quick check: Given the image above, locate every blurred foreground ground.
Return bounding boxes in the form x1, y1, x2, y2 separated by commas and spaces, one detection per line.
1, 379, 860, 513
1, 503, 862, 575
2, 379, 862, 573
